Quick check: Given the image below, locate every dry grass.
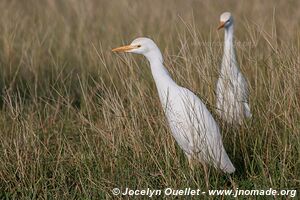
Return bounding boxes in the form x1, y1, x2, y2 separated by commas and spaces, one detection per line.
0, 0, 299, 199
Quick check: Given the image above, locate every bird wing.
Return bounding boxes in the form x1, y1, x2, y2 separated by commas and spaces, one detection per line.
163, 86, 235, 172
237, 73, 252, 118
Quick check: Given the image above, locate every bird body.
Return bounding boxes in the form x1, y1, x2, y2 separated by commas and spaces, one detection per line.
216, 12, 252, 125
113, 38, 235, 173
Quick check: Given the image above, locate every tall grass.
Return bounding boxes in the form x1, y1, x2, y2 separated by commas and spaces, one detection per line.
0, 0, 299, 199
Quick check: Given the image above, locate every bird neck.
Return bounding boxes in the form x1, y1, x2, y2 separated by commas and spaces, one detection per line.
224, 24, 234, 48
222, 24, 237, 75
145, 51, 177, 91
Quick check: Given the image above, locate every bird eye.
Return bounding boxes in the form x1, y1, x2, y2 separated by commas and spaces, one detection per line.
137, 45, 141, 48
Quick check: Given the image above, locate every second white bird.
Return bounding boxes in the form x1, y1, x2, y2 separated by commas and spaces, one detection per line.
216, 12, 252, 125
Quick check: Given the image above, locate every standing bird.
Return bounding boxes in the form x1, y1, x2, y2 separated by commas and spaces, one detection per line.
112, 37, 235, 174
216, 12, 252, 125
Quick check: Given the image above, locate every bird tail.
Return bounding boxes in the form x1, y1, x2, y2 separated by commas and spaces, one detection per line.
207, 148, 236, 174
219, 149, 236, 174
221, 161, 236, 174
243, 102, 252, 118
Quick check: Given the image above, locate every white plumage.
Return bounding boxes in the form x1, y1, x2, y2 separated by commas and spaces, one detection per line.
113, 37, 235, 173
216, 12, 252, 125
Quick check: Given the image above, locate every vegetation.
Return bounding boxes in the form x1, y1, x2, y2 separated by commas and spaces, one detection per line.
0, 0, 299, 199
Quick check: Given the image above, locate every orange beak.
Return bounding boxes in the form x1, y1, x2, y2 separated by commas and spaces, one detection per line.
217, 21, 226, 30
112, 45, 137, 52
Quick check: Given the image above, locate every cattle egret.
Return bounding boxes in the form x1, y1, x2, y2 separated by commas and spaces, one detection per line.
216, 12, 252, 125
112, 37, 235, 174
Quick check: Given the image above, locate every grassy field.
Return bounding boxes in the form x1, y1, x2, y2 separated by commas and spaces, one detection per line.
0, 0, 299, 199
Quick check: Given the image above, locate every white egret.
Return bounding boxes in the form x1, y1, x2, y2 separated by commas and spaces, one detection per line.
216, 12, 252, 125
112, 37, 235, 174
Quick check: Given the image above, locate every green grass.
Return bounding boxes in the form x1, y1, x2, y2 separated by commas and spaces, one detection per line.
0, 0, 299, 199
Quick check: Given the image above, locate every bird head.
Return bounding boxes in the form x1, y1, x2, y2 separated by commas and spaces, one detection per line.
112, 37, 162, 62
112, 37, 157, 54
218, 12, 233, 30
